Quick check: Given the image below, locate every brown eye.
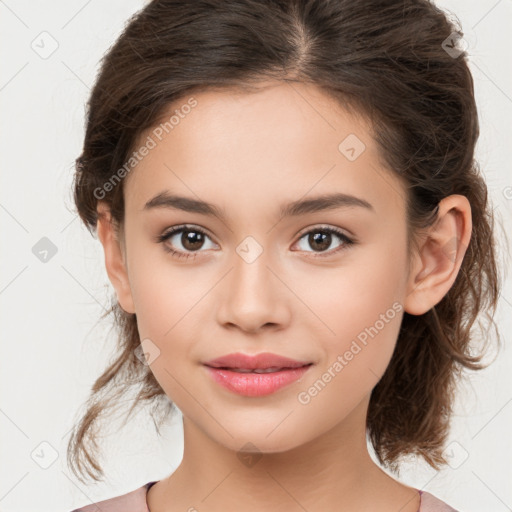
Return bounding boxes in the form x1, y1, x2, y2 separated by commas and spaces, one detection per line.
179, 229, 206, 251
156, 225, 216, 259
294, 226, 354, 256
308, 231, 332, 252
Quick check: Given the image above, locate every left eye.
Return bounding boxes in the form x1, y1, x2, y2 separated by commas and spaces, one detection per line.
156, 225, 354, 260
293, 226, 354, 256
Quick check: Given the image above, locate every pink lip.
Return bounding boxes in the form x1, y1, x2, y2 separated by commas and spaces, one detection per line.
203, 351, 312, 370
204, 365, 312, 397
202, 352, 314, 397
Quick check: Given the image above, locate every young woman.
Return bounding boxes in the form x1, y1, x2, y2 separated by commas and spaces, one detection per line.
67, 1, 502, 511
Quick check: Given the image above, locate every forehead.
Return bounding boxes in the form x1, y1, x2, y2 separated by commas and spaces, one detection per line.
124, 81, 406, 219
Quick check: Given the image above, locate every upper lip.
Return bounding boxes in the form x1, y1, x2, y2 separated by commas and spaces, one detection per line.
203, 352, 313, 370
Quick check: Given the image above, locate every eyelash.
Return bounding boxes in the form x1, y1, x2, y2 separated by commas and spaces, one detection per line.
155, 224, 355, 260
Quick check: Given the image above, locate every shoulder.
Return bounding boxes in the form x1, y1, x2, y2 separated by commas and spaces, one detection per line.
419, 490, 459, 512
69, 481, 156, 512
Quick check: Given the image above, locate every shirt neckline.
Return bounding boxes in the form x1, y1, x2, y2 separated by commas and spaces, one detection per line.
144, 481, 423, 512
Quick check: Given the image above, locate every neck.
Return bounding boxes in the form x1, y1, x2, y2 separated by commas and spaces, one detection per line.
148, 396, 420, 512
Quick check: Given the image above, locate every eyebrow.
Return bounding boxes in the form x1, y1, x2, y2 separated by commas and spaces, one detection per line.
143, 191, 375, 222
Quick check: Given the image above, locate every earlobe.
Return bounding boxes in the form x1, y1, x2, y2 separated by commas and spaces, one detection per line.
96, 202, 136, 314
404, 195, 472, 316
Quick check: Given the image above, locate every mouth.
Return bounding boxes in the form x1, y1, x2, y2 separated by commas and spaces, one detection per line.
204, 364, 313, 373
203, 351, 314, 371
203, 363, 314, 397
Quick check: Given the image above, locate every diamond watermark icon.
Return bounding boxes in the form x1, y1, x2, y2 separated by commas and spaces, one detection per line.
134, 338, 161, 366
338, 134, 366, 161
30, 31, 59, 59
441, 32, 468, 59
236, 236, 264, 264
442, 440, 469, 469
32, 237, 58, 263
237, 442, 263, 468
30, 441, 59, 469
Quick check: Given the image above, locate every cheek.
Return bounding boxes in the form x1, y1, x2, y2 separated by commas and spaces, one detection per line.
293, 256, 405, 420
296, 241, 406, 374
125, 233, 202, 333
300, 244, 405, 329
127, 262, 203, 400
125, 248, 214, 393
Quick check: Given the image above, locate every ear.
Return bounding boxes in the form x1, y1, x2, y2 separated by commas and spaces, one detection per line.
404, 194, 472, 316
96, 201, 136, 314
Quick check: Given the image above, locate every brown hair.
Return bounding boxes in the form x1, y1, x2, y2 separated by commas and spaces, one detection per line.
68, 0, 504, 483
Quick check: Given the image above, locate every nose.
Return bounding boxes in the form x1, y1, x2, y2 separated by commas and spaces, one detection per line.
215, 246, 291, 334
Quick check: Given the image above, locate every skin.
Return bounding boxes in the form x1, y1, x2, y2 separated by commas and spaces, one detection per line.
96, 80, 471, 512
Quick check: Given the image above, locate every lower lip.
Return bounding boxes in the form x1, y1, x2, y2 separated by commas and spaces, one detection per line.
204, 365, 312, 397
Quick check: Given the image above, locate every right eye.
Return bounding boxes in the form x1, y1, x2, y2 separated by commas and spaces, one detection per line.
156, 224, 217, 259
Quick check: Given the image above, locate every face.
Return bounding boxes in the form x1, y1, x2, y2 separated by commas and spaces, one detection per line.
110, 81, 414, 454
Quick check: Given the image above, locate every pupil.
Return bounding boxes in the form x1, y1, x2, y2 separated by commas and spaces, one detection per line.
182, 230, 204, 250
310, 232, 330, 251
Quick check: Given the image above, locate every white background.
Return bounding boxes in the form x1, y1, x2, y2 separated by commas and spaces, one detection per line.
1, 1, 511, 511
